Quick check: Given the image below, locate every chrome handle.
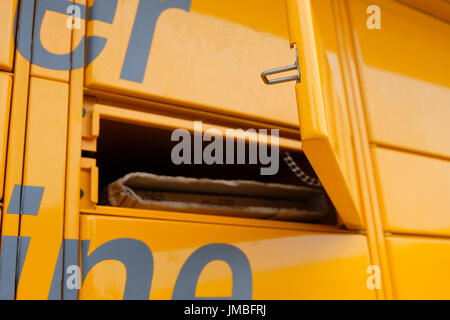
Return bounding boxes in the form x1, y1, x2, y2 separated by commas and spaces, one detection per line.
261, 46, 301, 85
261, 63, 300, 85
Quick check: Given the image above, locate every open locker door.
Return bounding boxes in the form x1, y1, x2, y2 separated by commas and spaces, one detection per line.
283, 0, 364, 229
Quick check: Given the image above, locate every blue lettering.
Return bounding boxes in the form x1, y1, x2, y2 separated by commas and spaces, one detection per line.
16, 0, 118, 70
172, 243, 253, 300
16, 0, 192, 83
120, 0, 191, 83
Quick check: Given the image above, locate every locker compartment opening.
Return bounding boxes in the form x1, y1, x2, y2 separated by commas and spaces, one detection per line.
91, 119, 337, 225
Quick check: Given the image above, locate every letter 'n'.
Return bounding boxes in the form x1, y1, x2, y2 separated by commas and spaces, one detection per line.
81, 238, 154, 300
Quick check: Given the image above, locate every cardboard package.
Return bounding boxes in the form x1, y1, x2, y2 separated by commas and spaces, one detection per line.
104, 172, 329, 221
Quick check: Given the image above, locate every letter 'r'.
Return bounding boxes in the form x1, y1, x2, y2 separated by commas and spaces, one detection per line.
120, 0, 192, 83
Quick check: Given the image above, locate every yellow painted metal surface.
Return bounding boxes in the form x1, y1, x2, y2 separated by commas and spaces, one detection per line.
395, 0, 450, 22
331, 0, 394, 298
81, 102, 302, 153
285, 0, 363, 229
80, 157, 98, 210
0, 0, 17, 71
1, 53, 33, 247
79, 214, 375, 299
0, 73, 12, 200
29, 0, 73, 82
0, 0, 448, 301
385, 236, 450, 299
372, 147, 450, 236
64, 1, 86, 242
16, 77, 69, 299
345, 0, 450, 238
348, 0, 450, 159
85, 0, 298, 127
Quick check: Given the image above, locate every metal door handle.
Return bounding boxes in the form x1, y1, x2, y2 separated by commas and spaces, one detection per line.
261, 63, 300, 85
261, 46, 301, 85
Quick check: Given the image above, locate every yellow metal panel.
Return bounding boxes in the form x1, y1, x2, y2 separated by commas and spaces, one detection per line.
285, 0, 363, 228
332, 0, 394, 298
65, 0, 86, 241
79, 214, 375, 299
0, 0, 17, 71
82, 102, 302, 153
80, 157, 97, 210
30, 0, 73, 82
85, 0, 298, 127
84, 205, 351, 234
386, 236, 450, 299
372, 147, 450, 236
395, 0, 450, 22
1, 53, 32, 242
16, 77, 69, 299
348, 0, 450, 158
0, 73, 12, 200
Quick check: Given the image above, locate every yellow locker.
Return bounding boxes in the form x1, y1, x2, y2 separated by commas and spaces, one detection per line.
4, 0, 444, 301
285, 0, 364, 229
79, 214, 375, 300
16, 77, 69, 299
372, 147, 450, 236
29, 0, 74, 82
347, 0, 450, 158
0, 0, 17, 71
0, 1, 32, 300
386, 236, 450, 299
84, 0, 298, 127
0, 73, 12, 200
